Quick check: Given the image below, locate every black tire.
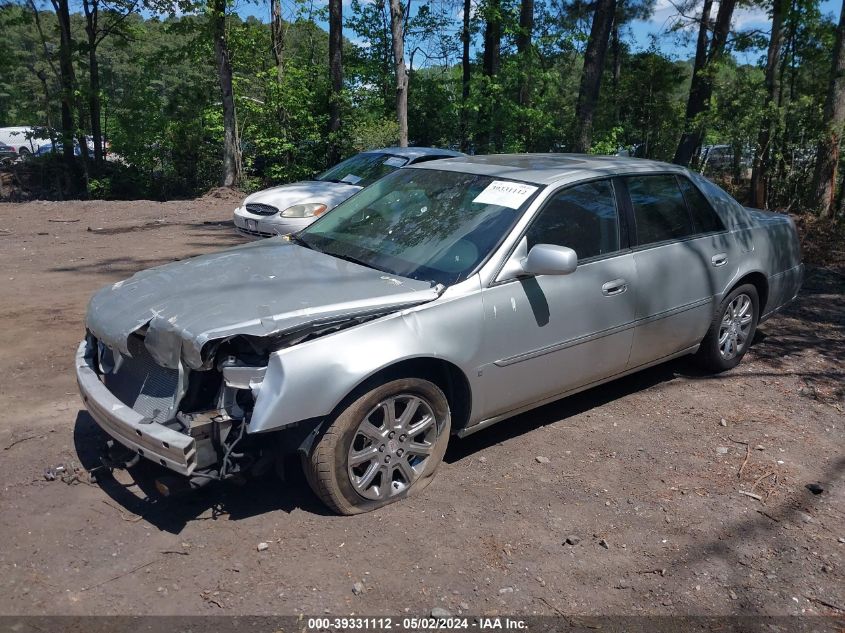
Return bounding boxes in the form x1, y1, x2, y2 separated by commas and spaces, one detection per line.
306, 378, 451, 515
695, 283, 759, 372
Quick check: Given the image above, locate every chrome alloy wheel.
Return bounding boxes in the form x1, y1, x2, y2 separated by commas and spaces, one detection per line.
347, 394, 438, 500
718, 293, 753, 360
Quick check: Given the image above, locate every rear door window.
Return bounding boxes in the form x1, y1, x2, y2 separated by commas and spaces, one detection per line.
626, 175, 694, 246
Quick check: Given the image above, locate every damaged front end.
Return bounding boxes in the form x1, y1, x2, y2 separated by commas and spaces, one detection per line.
75, 303, 435, 489
76, 331, 270, 483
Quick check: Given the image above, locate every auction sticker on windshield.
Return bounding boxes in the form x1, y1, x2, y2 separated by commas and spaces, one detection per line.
473, 180, 538, 209
383, 156, 406, 168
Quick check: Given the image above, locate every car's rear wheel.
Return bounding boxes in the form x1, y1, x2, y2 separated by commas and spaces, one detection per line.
305, 378, 451, 514
695, 283, 759, 372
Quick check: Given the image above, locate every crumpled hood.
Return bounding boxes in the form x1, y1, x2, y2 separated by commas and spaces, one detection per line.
86, 239, 439, 370
243, 180, 362, 212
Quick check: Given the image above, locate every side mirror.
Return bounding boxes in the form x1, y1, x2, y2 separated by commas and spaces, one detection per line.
522, 244, 578, 276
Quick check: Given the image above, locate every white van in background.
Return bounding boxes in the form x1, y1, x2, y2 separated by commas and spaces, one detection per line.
0, 127, 48, 155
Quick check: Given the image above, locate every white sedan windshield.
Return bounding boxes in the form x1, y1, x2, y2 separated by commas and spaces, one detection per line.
316, 152, 408, 187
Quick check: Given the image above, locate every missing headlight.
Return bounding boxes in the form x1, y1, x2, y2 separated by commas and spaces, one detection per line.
218, 357, 267, 419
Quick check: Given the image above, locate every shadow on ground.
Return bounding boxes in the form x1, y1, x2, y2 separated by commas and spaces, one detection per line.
72, 411, 332, 534
49, 220, 246, 277
753, 268, 844, 369
672, 453, 845, 615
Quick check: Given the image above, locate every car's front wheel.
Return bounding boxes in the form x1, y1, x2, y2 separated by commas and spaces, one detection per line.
695, 283, 759, 372
305, 378, 451, 514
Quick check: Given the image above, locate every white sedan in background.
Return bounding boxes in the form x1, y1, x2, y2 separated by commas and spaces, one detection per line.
0, 126, 44, 155
233, 146, 463, 238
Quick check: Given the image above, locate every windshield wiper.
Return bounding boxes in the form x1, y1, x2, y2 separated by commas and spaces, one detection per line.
287, 233, 315, 251
328, 251, 379, 270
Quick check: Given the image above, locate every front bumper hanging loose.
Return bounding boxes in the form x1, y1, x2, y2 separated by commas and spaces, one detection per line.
75, 339, 198, 475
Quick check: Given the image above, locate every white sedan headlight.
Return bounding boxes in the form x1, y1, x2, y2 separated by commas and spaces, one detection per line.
280, 203, 328, 218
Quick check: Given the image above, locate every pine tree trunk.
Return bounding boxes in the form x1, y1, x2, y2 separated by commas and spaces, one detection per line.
88, 47, 103, 165
270, 0, 285, 82
674, 0, 713, 165
328, 0, 343, 165
479, 0, 501, 151
83, 0, 104, 166
482, 0, 501, 77
516, 0, 534, 149
811, 0, 845, 218
516, 0, 534, 107
750, 0, 787, 208
388, 0, 408, 147
571, 0, 616, 153
212, 0, 238, 188
460, 0, 471, 152
674, 0, 735, 166
29, 3, 61, 183
51, 0, 76, 166
36, 70, 55, 146
610, 12, 621, 121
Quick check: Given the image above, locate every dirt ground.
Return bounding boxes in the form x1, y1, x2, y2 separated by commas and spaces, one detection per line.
0, 196, 842, 618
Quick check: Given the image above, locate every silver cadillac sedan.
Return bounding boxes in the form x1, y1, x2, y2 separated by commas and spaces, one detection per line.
76, 154, 803, 514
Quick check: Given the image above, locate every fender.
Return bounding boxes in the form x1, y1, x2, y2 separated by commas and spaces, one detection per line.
248, 280, 485, 433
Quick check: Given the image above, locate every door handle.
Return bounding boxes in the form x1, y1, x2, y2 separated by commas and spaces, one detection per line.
711, 253, 728, 267
602, 278, 628, 296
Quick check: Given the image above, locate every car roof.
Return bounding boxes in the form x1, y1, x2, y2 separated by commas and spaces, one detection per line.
409, 153, 686, 185
367, 146, 465, 160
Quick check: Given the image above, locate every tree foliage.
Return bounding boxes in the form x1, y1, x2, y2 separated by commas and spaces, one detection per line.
0, 0, 840, 211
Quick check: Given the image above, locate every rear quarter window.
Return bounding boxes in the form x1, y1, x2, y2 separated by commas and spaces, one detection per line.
688, 172, 752, 230
678, 176, 726, 234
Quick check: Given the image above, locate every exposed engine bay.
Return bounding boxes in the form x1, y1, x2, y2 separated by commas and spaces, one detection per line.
83, 331, 268, 487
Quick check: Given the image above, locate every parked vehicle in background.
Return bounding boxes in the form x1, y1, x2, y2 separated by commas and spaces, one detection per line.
699, 144, 753, 173
233, 146, 464, 238
0, 126, 46, 155
78, 154, 803, 514
614, 143, 645, 158
699, 145, 733, 170
35, 137, 97, 158
0, 142, 16, 164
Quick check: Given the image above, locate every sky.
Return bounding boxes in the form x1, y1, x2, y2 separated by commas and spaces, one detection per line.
628, 0, 842, 59
228, 0, 843, 64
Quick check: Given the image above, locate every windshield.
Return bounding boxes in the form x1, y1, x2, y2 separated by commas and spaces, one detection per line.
316, 152, 409, 187
297, 168, 541, 286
